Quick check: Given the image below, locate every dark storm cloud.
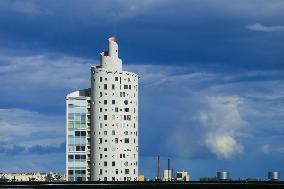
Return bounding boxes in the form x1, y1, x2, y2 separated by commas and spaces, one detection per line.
0, 0, 283, 68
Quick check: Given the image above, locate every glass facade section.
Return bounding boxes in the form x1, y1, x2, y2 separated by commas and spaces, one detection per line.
66, 90, 90, 182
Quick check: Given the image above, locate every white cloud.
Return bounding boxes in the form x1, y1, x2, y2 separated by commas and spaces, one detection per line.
205, 134, 243, 159
126, 64, 215, 87
261, 144, 270, 154
0, 54, 93, 90
197, 96, 247, 159
0, 108, 64, 148
260, 144, 284, 155
246, 23, 284, 32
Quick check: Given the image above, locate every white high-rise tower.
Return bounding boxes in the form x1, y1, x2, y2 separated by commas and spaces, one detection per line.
91, 37, 139, 181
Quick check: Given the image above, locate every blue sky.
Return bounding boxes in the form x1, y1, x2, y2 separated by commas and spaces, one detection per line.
0, 0, 283, 180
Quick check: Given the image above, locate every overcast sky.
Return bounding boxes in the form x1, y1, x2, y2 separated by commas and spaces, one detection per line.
0, 0, 283, 180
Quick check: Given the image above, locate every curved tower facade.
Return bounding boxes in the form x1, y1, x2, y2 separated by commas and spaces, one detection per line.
91, 37, 139, 181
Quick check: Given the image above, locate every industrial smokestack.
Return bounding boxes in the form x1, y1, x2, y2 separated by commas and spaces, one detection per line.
168, 158, 170, 181
157, 155, 160, 180
171, 159, 174, 180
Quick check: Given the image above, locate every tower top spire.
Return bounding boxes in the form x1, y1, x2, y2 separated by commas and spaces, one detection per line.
99, 37, 122, 71
109, 36, 116, 42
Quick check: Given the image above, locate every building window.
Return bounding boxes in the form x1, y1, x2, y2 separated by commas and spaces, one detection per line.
115, 138, 118, 143
76, 146, 85, 151
116, 169, 118, 174
68, 155, 74, 160
112, 100, 115, 104
115, 107, 118, 112
125, 108, 129, 112
100, 108, 102, 112
100, 154, 102, 158
115, 77, 118, 81
104, 177, 107, 181
120, 92, 126, 97
99, 138, 102, 144
75, 131, 80, 136
104, 100, 107, 104
100, 77, 102, 82
75, 131, 86, 136
124, 115, 131, 121
104, 161, 107, 166
124, 85, 128, 89
112, 130, 115, 135
124, 138, 129, 143
124, 100, 128, 105
104, 131, 107, 135
104, 84, 107, 90
104, 148, 107, 151
99, 169, 102, 175
104, 115, 107, 120
68, 113, 74, 120
68, 170, 74, 175
68, 104, 74, 108
100, 92, 102, 97
76, 177, 83, 181
125, 169, 129, 174
112, 161, 115, 166
129, 85, 131, 89
112, 84, 115, 90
